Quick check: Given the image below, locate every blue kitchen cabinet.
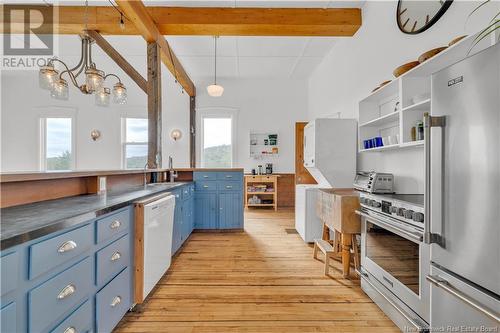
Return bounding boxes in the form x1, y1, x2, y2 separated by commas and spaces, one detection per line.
172, 189, 183, 254
195, 192, 217, 229
193, 171, 244, 230
0, 206, 134, 333
172, 184, 195, 255
219, 192, 243, 229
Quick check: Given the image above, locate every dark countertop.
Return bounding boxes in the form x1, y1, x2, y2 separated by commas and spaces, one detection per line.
0, 182, 192, 250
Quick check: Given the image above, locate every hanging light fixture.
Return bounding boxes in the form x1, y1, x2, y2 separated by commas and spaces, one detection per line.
38, 0, 126, 106
207, 36, 224, 97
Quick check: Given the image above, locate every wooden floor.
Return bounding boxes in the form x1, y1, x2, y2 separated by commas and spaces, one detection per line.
116, 208, 398, 333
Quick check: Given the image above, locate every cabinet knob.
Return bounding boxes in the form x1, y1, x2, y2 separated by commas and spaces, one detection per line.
63, 327, 77, 333
110, 251, 121, 262
226, 185, 233, 189
110, 296, 122, 307
203, 175, 209, 178
57, 284, 76, 300
110, 220, 121, 229
58, 240, 77, 253
226, 175, 233, 178
203, 185, 209, 188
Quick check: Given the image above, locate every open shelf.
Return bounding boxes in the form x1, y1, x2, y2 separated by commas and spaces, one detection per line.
359, 144, 400, 153
402, 99, 430, 112
247, 203, 275, 207
246, 191, 275, 195
359, 111, 399, 128
400, 140, 424, 148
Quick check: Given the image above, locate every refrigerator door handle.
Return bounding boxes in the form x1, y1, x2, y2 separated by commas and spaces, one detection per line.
426, 275, 500, 322
424, 113, 445, 246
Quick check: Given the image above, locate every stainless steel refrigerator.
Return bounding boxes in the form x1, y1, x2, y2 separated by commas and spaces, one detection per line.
425, 42, 500, 328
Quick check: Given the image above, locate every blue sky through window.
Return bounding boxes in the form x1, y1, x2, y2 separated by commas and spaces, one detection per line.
46, 118, 71, 157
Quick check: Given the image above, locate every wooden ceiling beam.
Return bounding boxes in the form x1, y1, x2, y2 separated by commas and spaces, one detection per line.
114, 1, 195, 96
0, 6, 362, 37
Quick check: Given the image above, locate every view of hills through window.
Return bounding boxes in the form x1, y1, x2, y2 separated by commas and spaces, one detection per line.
45, 118, 72, 170
125, 118, 148, 168
202, 117, 232, 168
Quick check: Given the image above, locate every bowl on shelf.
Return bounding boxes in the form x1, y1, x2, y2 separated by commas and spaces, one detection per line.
449, 35, 467, 47
418, 46, 448, 63
371, 80, 392, 93
393, 61, 420, 77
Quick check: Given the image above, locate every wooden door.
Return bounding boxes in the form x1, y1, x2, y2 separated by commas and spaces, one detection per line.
295, 122, 317, 184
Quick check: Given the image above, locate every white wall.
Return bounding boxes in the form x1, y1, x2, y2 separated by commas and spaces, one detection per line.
308, 0, 498, 193
195, 78, 308, 173
0, 52, 189, 172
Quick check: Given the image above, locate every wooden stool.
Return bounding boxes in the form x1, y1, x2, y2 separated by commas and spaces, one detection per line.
313, 223, 360, 277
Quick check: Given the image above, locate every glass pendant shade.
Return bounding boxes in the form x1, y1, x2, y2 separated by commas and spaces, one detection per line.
112, 82, 127, 104
207, 84, 224, 97
39, 65, 59, 90
95, 87, 111, 107
50, 79, 69, 100
85, 68, 104, 92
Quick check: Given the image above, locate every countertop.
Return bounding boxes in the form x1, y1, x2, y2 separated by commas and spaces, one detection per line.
0, 182, 192, 250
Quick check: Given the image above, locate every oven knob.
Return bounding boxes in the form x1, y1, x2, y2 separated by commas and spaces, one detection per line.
397, 208, 406, 216
404, 210, 414, 219
372, 201, 381, 208
390, 206, 398, 214
413, 212, 424, 223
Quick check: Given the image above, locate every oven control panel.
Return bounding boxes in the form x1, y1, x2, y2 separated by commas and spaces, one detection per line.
359, 193, 424, 227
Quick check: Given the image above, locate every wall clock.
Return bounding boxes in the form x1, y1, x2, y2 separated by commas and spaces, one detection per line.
397, 0, 453, 34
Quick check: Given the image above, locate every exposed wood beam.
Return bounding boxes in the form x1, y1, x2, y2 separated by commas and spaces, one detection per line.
189, 96, 196, 168
147, 42, 162, 168
85, 30, 147, 94
114, 1, 196, 96
1, 6, 362, 37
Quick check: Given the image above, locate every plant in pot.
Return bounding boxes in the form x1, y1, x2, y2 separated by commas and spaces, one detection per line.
467, 0, 499, 52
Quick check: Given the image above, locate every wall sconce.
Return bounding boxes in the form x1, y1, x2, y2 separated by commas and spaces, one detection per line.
170, 129, 182, 141
91, 129, 101, 141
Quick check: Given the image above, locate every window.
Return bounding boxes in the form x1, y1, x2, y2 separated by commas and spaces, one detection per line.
123, 118, 148, 169
201, 116, 233, 168
42, 118, 74, 171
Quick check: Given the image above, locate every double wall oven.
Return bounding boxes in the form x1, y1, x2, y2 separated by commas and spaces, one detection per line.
356, 193, 429, 331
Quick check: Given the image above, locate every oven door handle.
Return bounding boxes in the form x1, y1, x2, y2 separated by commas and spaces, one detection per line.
355, 210, 423, 243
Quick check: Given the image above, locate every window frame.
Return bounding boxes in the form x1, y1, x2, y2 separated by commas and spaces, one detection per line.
39, 112, 76, 171
121, 117, 148, 169
197, 108, 238, 168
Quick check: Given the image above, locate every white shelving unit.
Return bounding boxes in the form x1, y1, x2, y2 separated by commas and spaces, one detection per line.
358, 31, 495, 152
249, 132, 279, 158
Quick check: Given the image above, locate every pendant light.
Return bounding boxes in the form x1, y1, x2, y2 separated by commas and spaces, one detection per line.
38, 0, 127, 105
207, 36, 224, 97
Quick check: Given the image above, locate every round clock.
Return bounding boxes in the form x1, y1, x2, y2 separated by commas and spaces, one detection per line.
397, 0, 453, 34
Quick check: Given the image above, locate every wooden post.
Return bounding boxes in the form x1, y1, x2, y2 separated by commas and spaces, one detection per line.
190, 96, 196, 168
147, 42, 162, 168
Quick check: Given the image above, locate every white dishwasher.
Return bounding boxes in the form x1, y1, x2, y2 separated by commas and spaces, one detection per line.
136, 193, 175, 302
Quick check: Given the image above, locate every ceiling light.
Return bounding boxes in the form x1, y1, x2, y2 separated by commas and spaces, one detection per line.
38, 0, 126, 107
207, 36, 224, 97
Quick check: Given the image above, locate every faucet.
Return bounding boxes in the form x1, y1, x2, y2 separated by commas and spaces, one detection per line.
143, 162, 149, 186
168, 156, 178, 183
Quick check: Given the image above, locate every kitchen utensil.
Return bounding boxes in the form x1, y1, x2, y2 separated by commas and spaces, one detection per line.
393, 61, 420, 77
418, 47, 447, 63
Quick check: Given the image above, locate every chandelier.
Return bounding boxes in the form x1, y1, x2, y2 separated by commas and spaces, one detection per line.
38, 1, 126, 106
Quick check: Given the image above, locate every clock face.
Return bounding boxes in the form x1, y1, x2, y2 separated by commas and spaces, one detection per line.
397, 0, 453, 34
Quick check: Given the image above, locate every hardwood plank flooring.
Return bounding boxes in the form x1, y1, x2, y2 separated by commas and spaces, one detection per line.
115, 208, 398, 333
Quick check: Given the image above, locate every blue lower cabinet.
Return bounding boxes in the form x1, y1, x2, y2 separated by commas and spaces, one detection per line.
1, 252, 18, 297
172, 191, 183, 254
95, 267, 131, 333
219, 192, 243, 229
1, 302, 16, 333
195, 192, 217, 229
50, 300, 92, 333
181, 201, 191, 242
29, 257, 93, 332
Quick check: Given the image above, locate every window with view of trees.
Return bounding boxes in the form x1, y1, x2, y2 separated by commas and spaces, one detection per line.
123, 118, 148, 169
43, 118, 74, 171
201, 116, 233, 168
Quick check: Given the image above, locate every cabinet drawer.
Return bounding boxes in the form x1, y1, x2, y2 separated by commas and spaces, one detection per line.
1, 252, 18, 296
96, 234, 130, 286
96, 208, 130, 243
195, 181, 217, 192
217, 181, 242, 192
194, 172, 217, 181
96, 267, 131, 333
49, 300, 91, 333
217, 172, 243, 181
1, 302, 16, 333
29, 257, 92, 333
29, 224, 93, 280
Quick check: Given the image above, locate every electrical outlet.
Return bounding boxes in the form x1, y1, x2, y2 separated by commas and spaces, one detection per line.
99, 176, 107, 194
